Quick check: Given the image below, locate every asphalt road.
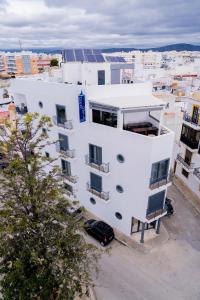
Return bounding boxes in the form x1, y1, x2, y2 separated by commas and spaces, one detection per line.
91, 184, 200, 300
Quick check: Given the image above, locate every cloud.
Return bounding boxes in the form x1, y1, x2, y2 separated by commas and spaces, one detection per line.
0, 0, 199, 49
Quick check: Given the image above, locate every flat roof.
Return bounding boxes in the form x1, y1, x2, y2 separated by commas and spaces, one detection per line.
89, 95, 165, 110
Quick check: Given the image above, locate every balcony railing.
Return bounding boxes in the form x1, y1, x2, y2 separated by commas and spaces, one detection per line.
176, 153, 195, 170
146, 208, 166, 220
183, 112, 200, 127
85, 155, 110, 173
53, 116, 73, 130
150, 172, 173, 190
180, 135, 199, 150
62, 172, 78, 183
56, 143, 75, 158
194, 168, 200, 180
86, 182, 109, 201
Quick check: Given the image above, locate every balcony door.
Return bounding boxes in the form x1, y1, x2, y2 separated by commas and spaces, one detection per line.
90, 173, 102, 193
147, 190, 165, 216
192, 105, 199, 125
61, 159, 71, 176
150, 159, 169, 184
59, 134, 68, 151
89, 144, 102, 165
56, 105, 66, 125
184, 149, 192, 166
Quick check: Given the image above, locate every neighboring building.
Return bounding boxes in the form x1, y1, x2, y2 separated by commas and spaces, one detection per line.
11, 49, 174, 242
175, 94, 200, 198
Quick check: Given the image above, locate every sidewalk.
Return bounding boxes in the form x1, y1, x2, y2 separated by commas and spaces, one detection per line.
173, 176, 200, 214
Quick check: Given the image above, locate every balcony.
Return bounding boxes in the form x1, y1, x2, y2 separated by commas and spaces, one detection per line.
194, 168, 200, 180
183, 112, 200, 127
85, 155, 110, 173
123, 122, 159, 136
53, 116, 73, 130
176, 154, 195, 170
62, 172, 78, 183
146, 208, 166, 221
86, 182, 109, 201
180, 135, 199, 150
56, 143, 75, 158
149, 172, 172, 190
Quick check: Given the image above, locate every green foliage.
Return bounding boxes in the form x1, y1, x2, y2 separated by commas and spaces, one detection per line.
0, 113, 99, 300
50, 59, 59, 67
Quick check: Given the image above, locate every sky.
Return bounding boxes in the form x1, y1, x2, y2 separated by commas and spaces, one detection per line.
0, 0, 199, 49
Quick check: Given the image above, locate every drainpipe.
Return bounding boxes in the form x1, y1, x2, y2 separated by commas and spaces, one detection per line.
140, 222, 146, 243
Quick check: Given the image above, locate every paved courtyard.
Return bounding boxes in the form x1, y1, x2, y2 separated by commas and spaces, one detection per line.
91, 184, 200, 300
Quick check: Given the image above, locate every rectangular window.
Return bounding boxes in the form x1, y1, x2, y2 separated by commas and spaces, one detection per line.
56, 105, 66, 125
147, 190, 165, 215
180, 124, 200, 149
184, 149, 192, 166
90, 172, 102, 193
92, 109, 117, 128
182, 168, 189, 178
98, 70, 105, 85
59, 134, 68, 151
64, 182, 73, 193
150, 159, 169, 184
89, 144, 102, 165
61, 159, 71, 176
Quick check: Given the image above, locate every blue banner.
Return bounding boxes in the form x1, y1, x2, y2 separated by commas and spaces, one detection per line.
78, 91, 86, 123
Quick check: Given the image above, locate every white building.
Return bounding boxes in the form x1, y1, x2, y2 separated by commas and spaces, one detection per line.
175, 96, 200, 198
10, 50, 174, 242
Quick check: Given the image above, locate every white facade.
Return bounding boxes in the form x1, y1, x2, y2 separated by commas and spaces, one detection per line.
11, 60, 174, 241
175, 98, 200, 198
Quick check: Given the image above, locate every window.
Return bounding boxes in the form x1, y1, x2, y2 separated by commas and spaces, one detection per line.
115, 212, 122, 220
45, 152, 50, 158
61, 159, 71, 176
59, 134, 68, 151
90, 197, 96, 205
38, 101, 43, 108
185, 149, 192, 166
89, 144, 102, 165
64, 182, 73, 193
56, 105, 66, 125
92, 109, 117, 128
98, 70, 105, 85
150, 159, 169, 184
147, 191, 165, 215
90, 173, 102, 193
116, 185, 123, 193
117, 154, 125, 163
180, 124, 200, 149
182, 168, 189, 178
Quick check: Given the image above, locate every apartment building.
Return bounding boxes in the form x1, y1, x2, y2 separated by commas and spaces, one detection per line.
10, 49, 174, 242
175, 94, 200, 198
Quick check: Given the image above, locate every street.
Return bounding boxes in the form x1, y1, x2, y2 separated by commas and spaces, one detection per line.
91, 184, 200, 300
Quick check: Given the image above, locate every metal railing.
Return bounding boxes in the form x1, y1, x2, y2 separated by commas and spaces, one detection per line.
85, 155, 110, 173
62, 172, 78, 183
183, 112, 200, 127
52, 116, 73, 130
194, 168, 200, 180
149, 172, 173, 190
86, 182, 109, 201
176, 153, 195, 170
56, 143, 75, 158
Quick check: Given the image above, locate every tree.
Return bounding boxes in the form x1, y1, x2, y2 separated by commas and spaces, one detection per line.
50, 59, 59, 67
0, 113, 100, 300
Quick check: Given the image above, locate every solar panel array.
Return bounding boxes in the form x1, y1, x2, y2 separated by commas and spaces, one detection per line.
63, 49, 105, 63
105, 56, 126, 62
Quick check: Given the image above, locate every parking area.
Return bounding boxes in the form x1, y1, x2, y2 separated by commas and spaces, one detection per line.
92, 183, 200, 300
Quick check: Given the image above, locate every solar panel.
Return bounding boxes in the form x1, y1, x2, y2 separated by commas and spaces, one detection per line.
74, 49, 84, 61
84, 49, 93, 55
64, 49, 75, 62
105, 56, 126, 62
86, 54, 96, 62
95, 55, 105, 62
93, 49, 102, 54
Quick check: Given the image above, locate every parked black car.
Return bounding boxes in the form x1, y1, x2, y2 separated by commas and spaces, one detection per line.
84, 219, 114, 246
165, 198, 174, 216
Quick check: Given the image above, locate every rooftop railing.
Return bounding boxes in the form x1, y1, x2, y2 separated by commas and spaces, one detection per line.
85, 155, 110, 173
86, 182, 109, 201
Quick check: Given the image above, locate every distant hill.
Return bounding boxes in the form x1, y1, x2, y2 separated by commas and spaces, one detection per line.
1, 43, 200, 54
